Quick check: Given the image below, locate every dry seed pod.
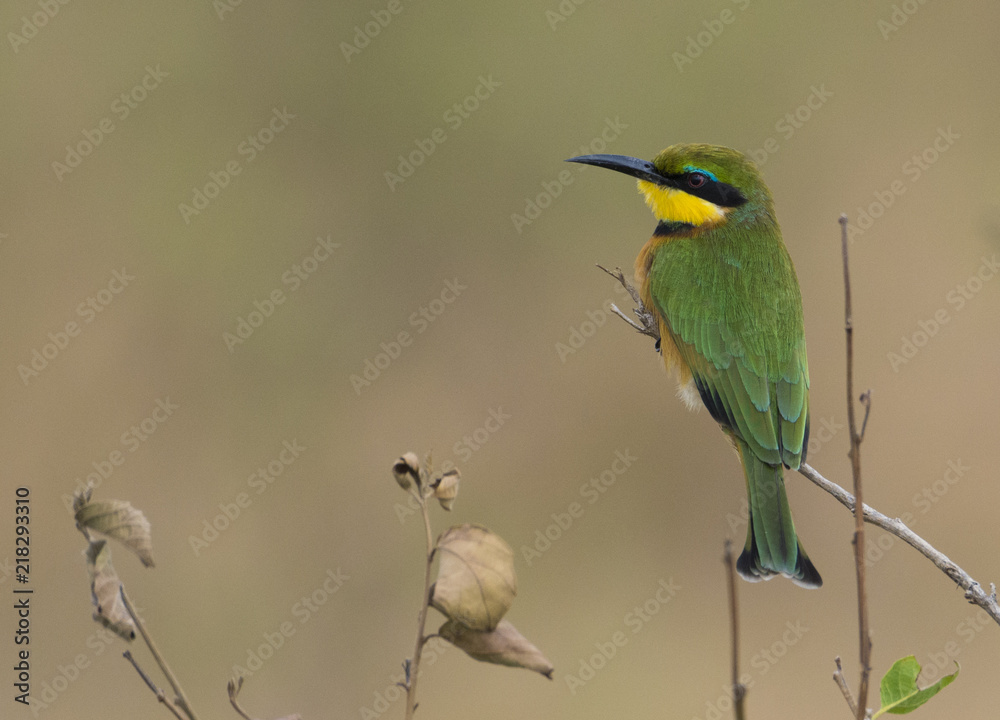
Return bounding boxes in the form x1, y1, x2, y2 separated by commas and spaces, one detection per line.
392, 452, 421, 490
432, 469, 460, 511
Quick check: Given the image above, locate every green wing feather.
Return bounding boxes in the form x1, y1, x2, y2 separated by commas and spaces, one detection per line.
647, 227, 819, 587
647, 229, 809, 467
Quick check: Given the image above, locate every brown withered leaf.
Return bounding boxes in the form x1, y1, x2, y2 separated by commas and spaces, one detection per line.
431, 524, 516, 631
75, 500, 154, 567
439, 618, 553, 679
85, 540, 136, 641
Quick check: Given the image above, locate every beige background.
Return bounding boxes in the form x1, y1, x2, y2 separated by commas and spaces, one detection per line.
2, 2, 998, 719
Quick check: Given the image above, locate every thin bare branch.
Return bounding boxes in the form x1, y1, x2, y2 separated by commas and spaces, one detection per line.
405, 480, 437, 720
723, 540, 746, 720
842, 213, 873, 720
123, 651, 185, 720
120, 586, 200, 720
798, 462, 1000, 626
833, 656, 859, 717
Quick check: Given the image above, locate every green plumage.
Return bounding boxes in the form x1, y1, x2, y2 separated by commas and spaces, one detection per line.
567, 144, 821, 587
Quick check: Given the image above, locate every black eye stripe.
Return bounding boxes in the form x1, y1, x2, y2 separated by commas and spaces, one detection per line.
669, 172, 747, 208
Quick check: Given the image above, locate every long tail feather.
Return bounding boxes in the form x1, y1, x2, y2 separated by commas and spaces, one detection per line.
734, 438, 822, 588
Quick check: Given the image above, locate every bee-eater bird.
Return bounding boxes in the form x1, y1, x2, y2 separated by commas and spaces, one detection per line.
567, 144, 821, 587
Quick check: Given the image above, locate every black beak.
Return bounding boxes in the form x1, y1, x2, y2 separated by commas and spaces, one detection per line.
565, 154, 676, 187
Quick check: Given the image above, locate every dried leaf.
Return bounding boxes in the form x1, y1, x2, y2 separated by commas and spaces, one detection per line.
75, 500, 154, 567
432, 469, 460, 511
439, 618, 553, 679
392, 452, 421, 491
85, 540, 136, 640
431, 524, 516, 631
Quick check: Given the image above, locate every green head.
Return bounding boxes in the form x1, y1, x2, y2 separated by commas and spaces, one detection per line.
567, 143, 775, 231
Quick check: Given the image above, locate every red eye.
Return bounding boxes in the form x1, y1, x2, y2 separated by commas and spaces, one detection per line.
687, 173, 707, 189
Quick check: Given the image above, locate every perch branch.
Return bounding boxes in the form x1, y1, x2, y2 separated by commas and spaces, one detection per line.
597, 263, 1000, 629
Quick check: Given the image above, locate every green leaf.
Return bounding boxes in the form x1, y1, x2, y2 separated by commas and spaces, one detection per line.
873, 655, 958, 717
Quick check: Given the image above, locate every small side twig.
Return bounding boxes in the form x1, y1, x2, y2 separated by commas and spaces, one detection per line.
120, 586, 199, 720
841, 213, 873, 720
833, 656, 859, 718
227, 676, 301, 720
596, 264, 659, 341
723, 540, 746, 720
123, 650, 185, 720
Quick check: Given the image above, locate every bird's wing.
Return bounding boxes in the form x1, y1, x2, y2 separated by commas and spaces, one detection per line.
649, 238, 809, 468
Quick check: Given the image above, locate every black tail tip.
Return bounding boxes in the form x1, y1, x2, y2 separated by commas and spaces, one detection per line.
736, 546, 823, 589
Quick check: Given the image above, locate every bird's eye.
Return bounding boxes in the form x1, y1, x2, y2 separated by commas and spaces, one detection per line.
687, 173, 707, 189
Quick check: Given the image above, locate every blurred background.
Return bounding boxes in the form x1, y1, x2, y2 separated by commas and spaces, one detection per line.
2, 2, 999, 718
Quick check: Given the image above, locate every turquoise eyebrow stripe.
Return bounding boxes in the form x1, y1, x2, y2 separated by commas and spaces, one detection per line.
683, 165, 717, 182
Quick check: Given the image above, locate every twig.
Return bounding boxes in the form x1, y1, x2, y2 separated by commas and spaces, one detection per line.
123, 650, 186, 720
723, 540, 746, 720
598, 261, 1000, 629
596, 264, 659, 341
120, 586, 200, 720
841, 214, 873, 720
833, 656, 859, 718
227, 676, 301, 720
405, 474, 437, 720
798, 462, 1000, 625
